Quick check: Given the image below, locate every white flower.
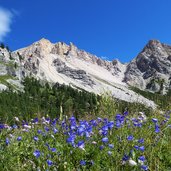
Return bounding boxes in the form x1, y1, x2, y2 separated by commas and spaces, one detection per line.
23, 124, 31, 129
92, 141, 97, 144
45, 120, 50, 124
51, 134, 55, 139
14, 117, 19, 122
138, 159, 144, 165
41, 117, 45, 122
9, 134, 14, 138
64, 162, 67, 168
128, 159, 137, 166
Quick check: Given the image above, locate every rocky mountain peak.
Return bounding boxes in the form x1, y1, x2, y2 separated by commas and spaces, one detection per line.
147, 39, 161, 47
52, 42, 69, 55
34, 38, 53, 54
37, 38, 52, 45
140, 39, 168, 58
125, 40, 171, 93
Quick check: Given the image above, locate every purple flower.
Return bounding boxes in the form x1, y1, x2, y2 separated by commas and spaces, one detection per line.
53, 128, 58, 134
102, 137, 109, 143
77, 140, 85, 149
69, 116, 76, 122
97, 117, 102, 122
51, 148, 56, 152
66, 136, 75, 144
103, 118, 108, 123
116, 120, 121, 128
77, 126, 85, 136
44, 126, 50, 132
141, 165, 148, 170
99, 145, 104, 150
155, 124, 160, 133
134, 145, 139, 150
127, 135, 134, 141
85, 131, 90, 138
80, 160, 86, 166
160, 119, 167, 126
33, 118, 38, 123
138, 138, 144, 144
139, 146, 145, 152
17, 136, 22, 141
101, 125, 108, 131
37, 129, 42, 134
101, 130, 108, 136
152, 118, 158, 123
47, 159, 53, 166
115, 114, 122, 120
34, 136, 39, 141
33, 150, 41, 158
12, 125, 18, 129
0, 124, 5, 129
122, 154, 129, 161
86, 126, 93, 133
90, 119, 97, 126
123, 111, 129, 116
6, 138, 10, 145
133, 121, 142, 127
138, 156, 146, 162
51, 119, 57, 126
108, 144, 114, 149
108, 151, 112, 155
70, 125, 76, 130
107, 121, 114, 129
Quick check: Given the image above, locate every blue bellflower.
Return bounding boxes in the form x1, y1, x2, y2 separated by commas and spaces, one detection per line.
17, 136, 22, 141
102, 137, 109, 143
47, 159, 53, 166
34, 136, 39, 141
80, 160, 86, 166
33, 150, 41, 158
155, 124, 160, 133
141, 165, 148, 170
127, 135, 134, 141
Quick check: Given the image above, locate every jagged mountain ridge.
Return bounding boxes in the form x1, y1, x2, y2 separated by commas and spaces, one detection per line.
1, 38, 171, 108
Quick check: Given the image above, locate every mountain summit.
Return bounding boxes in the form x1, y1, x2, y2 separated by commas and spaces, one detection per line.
125, 40, 171, 93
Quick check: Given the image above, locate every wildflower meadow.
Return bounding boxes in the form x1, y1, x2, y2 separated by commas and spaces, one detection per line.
0, 110, 171, 171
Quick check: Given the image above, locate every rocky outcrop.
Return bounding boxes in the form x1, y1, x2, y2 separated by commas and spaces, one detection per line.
53, 58, 95, 86
124, 40, 171, 93
51, 42, 70, 56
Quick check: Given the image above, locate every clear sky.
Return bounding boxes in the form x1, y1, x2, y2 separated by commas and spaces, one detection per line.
1, 0, 171, 62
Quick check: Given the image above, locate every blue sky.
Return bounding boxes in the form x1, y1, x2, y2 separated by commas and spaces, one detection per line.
1, 0, 171, 62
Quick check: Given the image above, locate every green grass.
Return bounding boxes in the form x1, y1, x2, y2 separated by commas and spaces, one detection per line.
0, 75, 13, 85
0, 110, 171, 171
0, 75, 19, 91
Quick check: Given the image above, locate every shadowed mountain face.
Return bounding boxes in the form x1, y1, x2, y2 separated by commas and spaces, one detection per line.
1, 38, 171, 108
125, 40, 171, 93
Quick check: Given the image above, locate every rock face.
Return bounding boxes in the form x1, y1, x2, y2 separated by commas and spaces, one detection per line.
53, 58, 95, 86
3, 38, 171, 108
125, 40, 171, 93
0, 46, 23, 91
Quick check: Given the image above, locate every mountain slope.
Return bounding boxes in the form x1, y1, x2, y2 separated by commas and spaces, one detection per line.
7, 38, 155, 108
